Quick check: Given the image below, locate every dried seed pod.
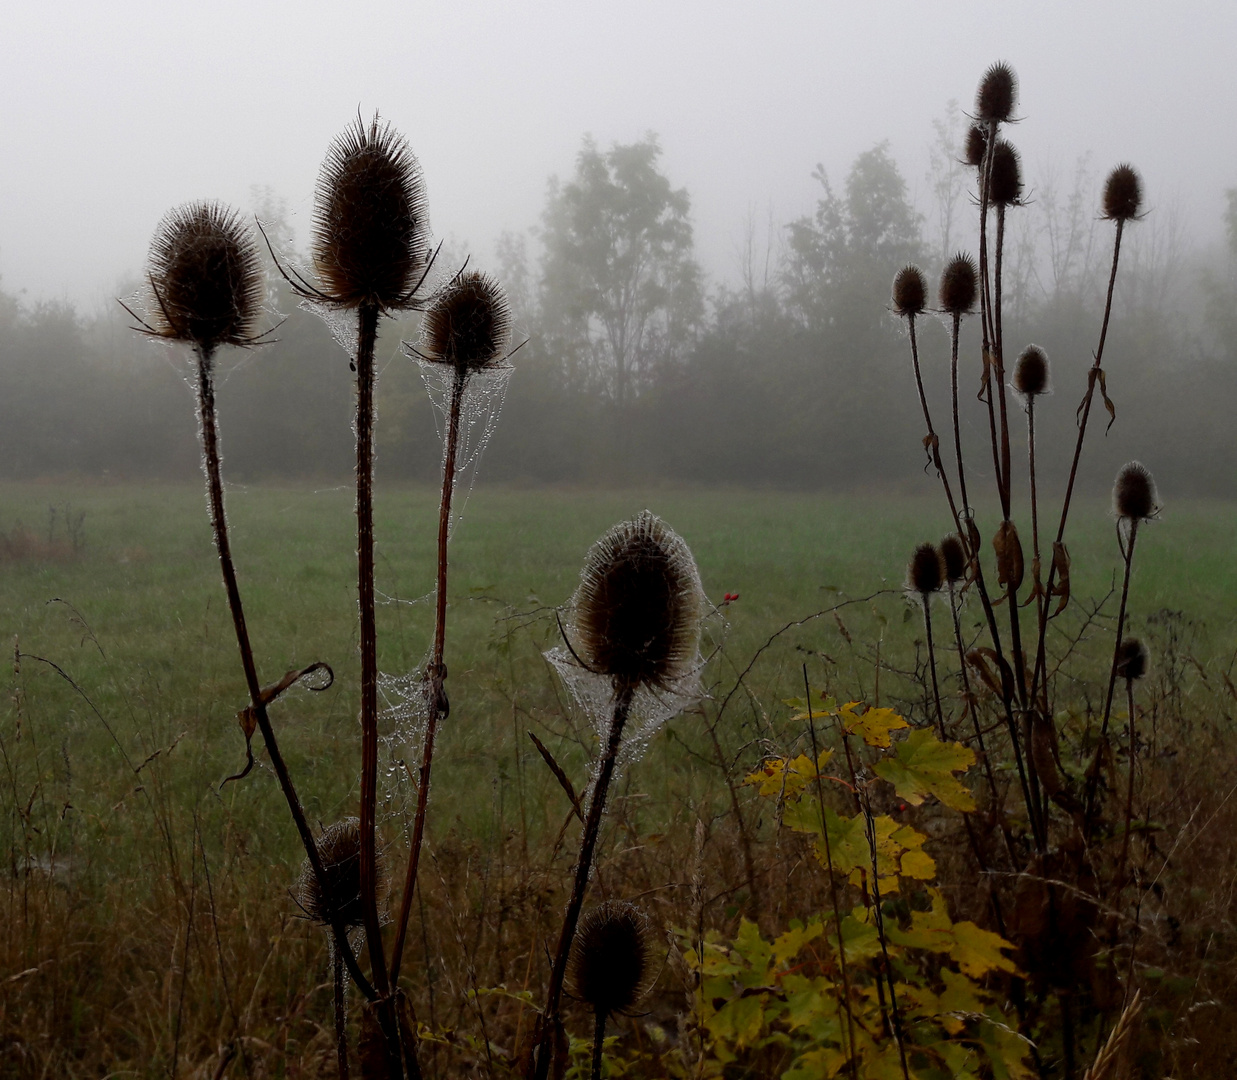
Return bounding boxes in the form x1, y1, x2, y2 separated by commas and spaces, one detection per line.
993, 520, 1025, 592
1103, 164, 1143, 222
989, 140, 1023, 207
312, 115, 429, 309
892, 265, 927, 317
1113, 462, 1159, 521
145, 201, 264, 350
940, 534, 968, 584
939, 253, 978, 315
297, 818, 386, 929
1115, 637, 1149, 681
964, 124, 988, 168
1013, 345, 1051, 397
420, 270, 512, 375
567, 901, 658, 1018
908, 542, 945, 597
976, 62, 1017, 124
573, 511, 703, 691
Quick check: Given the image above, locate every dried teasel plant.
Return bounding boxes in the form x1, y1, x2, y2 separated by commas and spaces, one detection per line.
907, 543, 946, 734
567, 901, 659, 1080
125, 202, 363, 1009
1014, 345, 1051, 617
386, 270, 517, 987
532, 512, 703, 1080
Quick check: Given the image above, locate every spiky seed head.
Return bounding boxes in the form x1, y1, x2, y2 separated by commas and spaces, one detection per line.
976, 62, 1017, 124
940, 534, 968, 584
145, 201, 264, 350
964, 124, 988, 168
1115, 637, 1149, 681
939, 253, 978, 315
297, 818, 386, 929
891, 265, 927, 317
567, 901, 658, 1018
1113, 462, 1159, 521
574, 511, 703, 691
1103, 164, 1143, 222
1013, 345, 1051, 397
908, 542, 945, 597
420, 271, 512, 375
989, 141, 1023, 207
312, 115, 429, 310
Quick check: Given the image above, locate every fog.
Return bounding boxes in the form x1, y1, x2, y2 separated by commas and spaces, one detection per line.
3, 0, 1236, 308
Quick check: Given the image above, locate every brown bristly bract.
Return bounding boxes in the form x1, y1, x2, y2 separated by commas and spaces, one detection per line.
420, 271, 513, 374
975, 61, 1017, 124
908, 543, 945, 597
964, 124, 988, 168
940, 534, 967, 584
574, 510, 703, 692
146, 202, 264, 349
567, 901, 658, 1019
988, 140, 1024, 207
939, 253, 978, 315
312, 114, 429, 310
298, 818, 387, 930
891, 265, 927, 317
1103, 164, 1144, 222
1113, 461, 1159, 521
1013, 345, 1050, 397
1115, 637, 1149, 682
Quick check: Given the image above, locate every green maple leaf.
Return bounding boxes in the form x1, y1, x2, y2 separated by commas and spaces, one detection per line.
874, 728, 977, 810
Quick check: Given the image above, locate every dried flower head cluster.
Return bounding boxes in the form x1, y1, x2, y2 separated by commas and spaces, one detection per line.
297, 818, 386, 929
908, 542, 945, 596
939, 254, 978, 315
940, 534, 968, 584
1013, 345, 1051, 397
573, 511, 703, 691
989, 141, 1024, 207
975, 62, 1018, 124
567, 901, 658, 1019
892, 265, 927, 317
420, 271, 512, 374
1113, 462, 1159, 521
145, 202, 264, 350
1115, 637, 1149, 681
964, 125, 988, 168
312, 115, 429, 309
1103, 164, 1144, 222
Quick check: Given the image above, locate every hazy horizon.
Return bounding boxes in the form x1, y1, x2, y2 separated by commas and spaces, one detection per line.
4, 0, 1235, 311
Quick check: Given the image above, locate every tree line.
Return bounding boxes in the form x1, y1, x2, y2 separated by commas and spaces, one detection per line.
0, 128, 1233, 496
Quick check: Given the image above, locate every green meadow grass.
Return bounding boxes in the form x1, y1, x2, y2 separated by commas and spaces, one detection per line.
2, 481, 1233, 880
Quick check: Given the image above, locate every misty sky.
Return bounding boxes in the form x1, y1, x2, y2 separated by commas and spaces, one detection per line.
3, 0, 1235, 310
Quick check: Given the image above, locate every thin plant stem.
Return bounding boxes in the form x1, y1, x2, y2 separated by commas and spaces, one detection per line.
1117, 677, 1137, 884
590, 1010, 606, 1080
194, 345, 373, 999
863, 794, 910, 1080
804, 666, 859, 1080
1027, 396, 1043, 624
994, 204, 1012, 519
532, 682, 635, 1080
907, 313, 962, 532
334, 943, 351, 1080
922, 599, 945, 737
949, 313, 971, 517
391, 367, 465, 984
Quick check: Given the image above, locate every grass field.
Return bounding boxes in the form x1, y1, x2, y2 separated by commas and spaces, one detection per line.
3, 480, 1236, 1076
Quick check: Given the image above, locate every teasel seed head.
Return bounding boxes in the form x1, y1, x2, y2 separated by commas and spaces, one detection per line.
989, 140, 1024, 207
892, 265, 927, 317
1103, 164, 1143, 222
573, 511, 703, 692
419, 270, 512, 376
940, 534, 968, 584
1113, 462, 1160, 521
1013, 345, 1051, 397
1115, 637, 1149, 681
975, 62, 1018, 125
939, 253, 978, 315
297, 818, 386, 930
964, 124, 988, 168
567, 901, 658, 1019
312, 115, 429, 310
145, 201, 264, 351
908, 542, 945, 598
